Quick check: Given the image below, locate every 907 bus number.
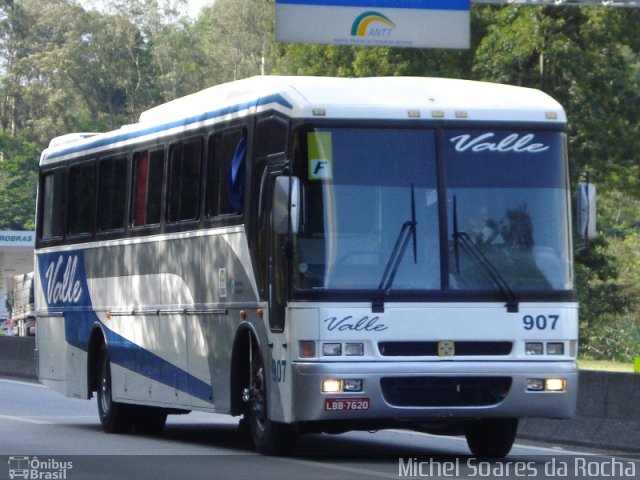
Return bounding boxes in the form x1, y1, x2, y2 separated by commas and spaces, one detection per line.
523, 314, 559, 330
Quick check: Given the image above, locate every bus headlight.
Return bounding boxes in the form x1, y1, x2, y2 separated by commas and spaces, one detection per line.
544, 378, 566, 392
525, 342, 544, 355
322, 379, 343, 393
322, 343, 342, 356
527, 378, 545, 391
321, 378, 363, 393
527, 378, 567, 392
547, 343, 564, 355
343, 379, 363, 392
345, 343, 364, 356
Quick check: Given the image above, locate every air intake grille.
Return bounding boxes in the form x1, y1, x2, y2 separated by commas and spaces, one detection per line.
378, 341, 512, 356
380, 376, 512, 407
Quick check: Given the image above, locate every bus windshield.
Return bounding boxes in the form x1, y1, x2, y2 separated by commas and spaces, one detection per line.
445, 129, 572, 292
292, 126, 572, 294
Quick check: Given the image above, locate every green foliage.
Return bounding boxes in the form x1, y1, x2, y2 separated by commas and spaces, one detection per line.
0, 131, 39, 230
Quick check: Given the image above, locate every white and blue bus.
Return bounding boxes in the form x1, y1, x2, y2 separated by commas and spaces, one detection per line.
35, 76, 578, 457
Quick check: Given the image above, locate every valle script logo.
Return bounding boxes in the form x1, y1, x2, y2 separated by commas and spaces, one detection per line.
450, 133, 550, 153
45, 255, 83, 305
324, 316, 388, 332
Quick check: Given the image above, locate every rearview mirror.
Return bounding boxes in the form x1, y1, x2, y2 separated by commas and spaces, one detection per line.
273, 176, 300, 235
577, 182, 596, 240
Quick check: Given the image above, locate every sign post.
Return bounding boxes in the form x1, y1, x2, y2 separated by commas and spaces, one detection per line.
275, 0, 470, 49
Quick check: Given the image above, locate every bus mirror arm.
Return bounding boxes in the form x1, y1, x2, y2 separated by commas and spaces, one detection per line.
576, 181, 596, 244
273, 176, 300, 235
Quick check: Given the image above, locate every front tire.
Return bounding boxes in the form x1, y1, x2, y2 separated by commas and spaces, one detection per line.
246, 345, 297, 455
97, 344, 133, 433
464, 418, 518, 457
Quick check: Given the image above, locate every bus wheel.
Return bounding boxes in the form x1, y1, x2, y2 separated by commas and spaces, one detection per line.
245, 348, 297, 455
97, 344, 133, 433
464, 418, 518, 458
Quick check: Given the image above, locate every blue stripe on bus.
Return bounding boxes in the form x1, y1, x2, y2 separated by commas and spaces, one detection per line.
275, 0, 470, 10
57, 311, 214, 404
38, 250, 214, 404
103, 326, 214, 404
45, 93, 293, 161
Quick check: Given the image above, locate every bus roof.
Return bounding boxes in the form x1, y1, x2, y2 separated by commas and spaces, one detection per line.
40, 76, 566, 165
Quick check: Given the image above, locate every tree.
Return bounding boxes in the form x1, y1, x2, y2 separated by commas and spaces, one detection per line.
194, 0, 274, 83
0, 131, 39, 230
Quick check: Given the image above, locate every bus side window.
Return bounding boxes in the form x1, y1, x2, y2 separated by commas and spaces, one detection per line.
98, 156, 128, 232
68, 163, 96, 237
40, 170, 66, 241
131, 149, 165, 227
168, 138, 203, 223
206, 129, 246, 218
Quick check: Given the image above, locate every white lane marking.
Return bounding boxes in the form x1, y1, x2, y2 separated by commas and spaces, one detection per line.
0, 378, 46, 387
0, 414, 53, 425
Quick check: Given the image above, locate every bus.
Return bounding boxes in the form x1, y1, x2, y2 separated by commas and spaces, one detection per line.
35, 76, 579, 457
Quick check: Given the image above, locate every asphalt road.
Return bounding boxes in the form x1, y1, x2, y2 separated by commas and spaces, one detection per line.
1, 378, 637, 480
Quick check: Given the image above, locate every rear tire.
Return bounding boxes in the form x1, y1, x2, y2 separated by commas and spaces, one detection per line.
464, 418, 518, 457
97, 344, 133, 433
246, 345, 297, 455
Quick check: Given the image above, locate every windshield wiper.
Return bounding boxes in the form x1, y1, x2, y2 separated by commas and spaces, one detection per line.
372, 185, 417, 313
452, 196, 519, 313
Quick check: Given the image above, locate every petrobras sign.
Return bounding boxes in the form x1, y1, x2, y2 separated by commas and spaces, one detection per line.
275, 0, 470, 49
0, 230, 35, 247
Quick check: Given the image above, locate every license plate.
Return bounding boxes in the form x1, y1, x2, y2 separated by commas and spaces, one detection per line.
324, 397, 370, 411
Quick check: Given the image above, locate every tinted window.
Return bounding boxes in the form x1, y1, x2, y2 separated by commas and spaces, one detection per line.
206, 129, 246, 217
41, 170, 66, 240
68, 163, 95, 236
98, 157, 128, 231
131, 149, 165, 227
444, 130, 572, 291
168, 138, 203, 223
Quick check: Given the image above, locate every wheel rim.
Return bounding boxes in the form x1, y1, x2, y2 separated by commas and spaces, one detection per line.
250, 364, 267, 433
99, 355, 112, 415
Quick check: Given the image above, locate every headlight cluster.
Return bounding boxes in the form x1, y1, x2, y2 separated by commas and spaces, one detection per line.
527, 378, 567, 392
299, 341, 365, 358
525, 342, 565, 356
321, 378, 364, 393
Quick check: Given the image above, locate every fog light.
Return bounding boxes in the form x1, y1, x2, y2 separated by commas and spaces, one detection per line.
322, 343, 342, 356
525, 342, 544, 355
299, 340, 316, 358
322, 379, 343, 393
343, 379, 363, 392
345, 343, 364, 356
527, 378, 545, 391
545, 378, 566, 392
547, 342, 564, 355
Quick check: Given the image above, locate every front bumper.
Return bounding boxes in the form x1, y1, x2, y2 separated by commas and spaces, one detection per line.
290, 360, 577, 423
